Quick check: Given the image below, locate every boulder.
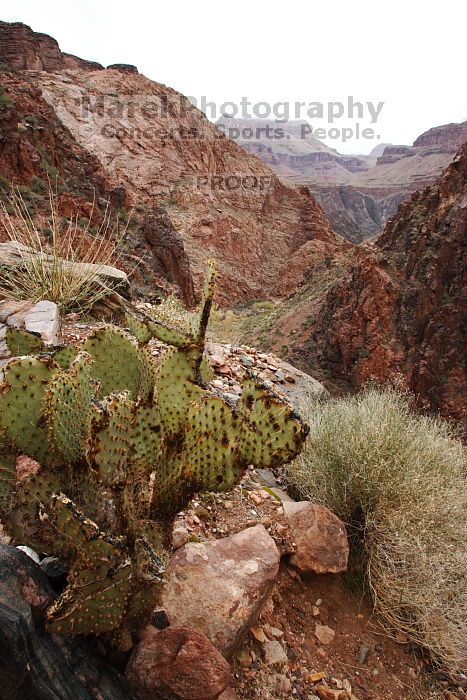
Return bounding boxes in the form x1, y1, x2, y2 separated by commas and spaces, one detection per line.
0, 545, 135, 699
162, 525, 280, 657
125, 626, 230, 700
283, 502, 349, 575
0, 298, 60, 361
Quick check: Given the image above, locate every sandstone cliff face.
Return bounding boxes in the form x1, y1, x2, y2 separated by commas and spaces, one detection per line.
280, 146, 467, 422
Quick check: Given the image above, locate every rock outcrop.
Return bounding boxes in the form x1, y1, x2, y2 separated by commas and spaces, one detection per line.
263, 146, 467, 423
0, 21, 104, 72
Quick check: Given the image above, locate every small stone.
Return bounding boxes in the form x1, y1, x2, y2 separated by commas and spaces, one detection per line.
315, 687, 350, 700
268, 626, 283, 638
236, 649, 253, 667
275, 370, 285, 382
152, 608, 171, 630
274, 674, 292, 694
314, 625, 335, 645
309, 671, 326, 682
249, 492, 262, 505
250, 625, 267, 643
358, 642, 371, 665
39, 556, 67, 581
312, 605, 320, 617
315, 599, 323, 606
263, 640, 288, 666
283, 502, 349, 575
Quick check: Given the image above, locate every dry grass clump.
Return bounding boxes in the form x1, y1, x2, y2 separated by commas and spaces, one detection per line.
0, 189, 129, 313
285, 386, 466, 673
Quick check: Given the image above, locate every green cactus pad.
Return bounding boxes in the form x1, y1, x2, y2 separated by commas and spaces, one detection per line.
0, 356, 56, 464
46, 558, 132, 635
9, 472, 66, 553
53, 345, 79, 370
240, 380, 309, 467
191, 259, 216, 343
5, 328, 44, 356
45, 352, 94, 465
183, 395, 244, 493
82, 326, 143, 400
145, 319, 193, 348
0, 450, 16, 516
91, 391, 134, 486
124, 313, 151, 344
155, 347, 204, 437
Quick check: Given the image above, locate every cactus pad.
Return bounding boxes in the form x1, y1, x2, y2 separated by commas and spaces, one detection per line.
5, 327, 44, 356
45, 352, 94, 465
82, 326, 143, 400
0, 356, 56, 464
0, 260, 309, 638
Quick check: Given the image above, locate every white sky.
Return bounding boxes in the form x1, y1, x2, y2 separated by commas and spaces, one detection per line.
2, 0, 466, 154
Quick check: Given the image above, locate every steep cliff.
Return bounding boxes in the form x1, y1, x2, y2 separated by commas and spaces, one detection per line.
253, 147, 466, 422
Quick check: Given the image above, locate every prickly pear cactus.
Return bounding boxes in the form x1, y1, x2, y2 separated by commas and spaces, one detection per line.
0, 260, 309, 638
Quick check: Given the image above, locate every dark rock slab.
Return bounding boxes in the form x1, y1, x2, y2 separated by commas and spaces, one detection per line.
0, 545, 135, 700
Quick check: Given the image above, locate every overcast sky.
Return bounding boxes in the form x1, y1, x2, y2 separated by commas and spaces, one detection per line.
2, 0, 466, 154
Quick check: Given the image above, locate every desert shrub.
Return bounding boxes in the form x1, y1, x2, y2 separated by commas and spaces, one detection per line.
0, 87, 13, 109
285, 386, 466, 673
0, 188, 130, 312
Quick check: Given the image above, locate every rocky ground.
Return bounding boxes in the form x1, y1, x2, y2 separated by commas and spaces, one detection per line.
1, 310, 465, 700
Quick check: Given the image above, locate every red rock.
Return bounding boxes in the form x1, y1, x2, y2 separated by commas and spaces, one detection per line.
162, 525, 280, 657
218, 689, 240, 700
297, 145, 467, 423
283, 502, 349, 575
125, 626, 230, 700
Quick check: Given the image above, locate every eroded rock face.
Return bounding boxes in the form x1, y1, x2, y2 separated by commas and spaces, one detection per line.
0, 546, 135, 699
125, 626, 230, 700
162, 525, 280, 657
290, 145, 467, 423
283, 502, 349, 575
141, 208, 196, 306
0, 21, 103, 72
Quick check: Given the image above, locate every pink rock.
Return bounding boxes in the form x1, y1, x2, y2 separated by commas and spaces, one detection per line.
283, 502, 349, 575
125, 626, 230, 700
162, 525, 280, 657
